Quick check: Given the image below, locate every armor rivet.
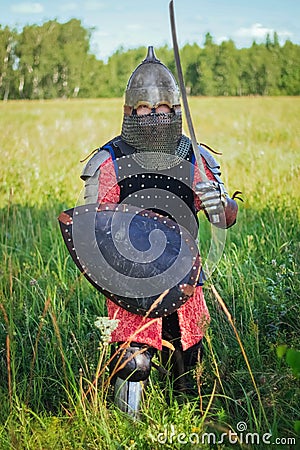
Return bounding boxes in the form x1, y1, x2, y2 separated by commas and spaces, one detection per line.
172, 303, 176, 307
141, 184, 145, 188
68, 238, 71, 242
85, 208, 89, 212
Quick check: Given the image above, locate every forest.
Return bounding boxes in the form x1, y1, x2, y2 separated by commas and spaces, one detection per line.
0, 18, 299, 100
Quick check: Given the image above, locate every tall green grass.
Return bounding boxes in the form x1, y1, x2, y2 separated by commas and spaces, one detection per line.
0, 98, 299, 449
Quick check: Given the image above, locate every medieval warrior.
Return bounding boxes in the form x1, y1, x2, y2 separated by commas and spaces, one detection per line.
60, 46, 239, 414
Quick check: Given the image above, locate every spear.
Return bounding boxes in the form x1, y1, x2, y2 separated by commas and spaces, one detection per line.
169, 0, 220, 224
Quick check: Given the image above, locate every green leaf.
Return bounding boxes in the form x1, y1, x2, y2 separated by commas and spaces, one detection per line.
294, 421, 300, 435
276, 344, 288, 359
286, 348, 300, 378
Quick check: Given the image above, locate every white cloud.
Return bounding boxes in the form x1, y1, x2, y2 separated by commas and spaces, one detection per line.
235, 23, 293, 43
216, 36, 230, 44
11, 2, 43, 14
236, 23, 273, 39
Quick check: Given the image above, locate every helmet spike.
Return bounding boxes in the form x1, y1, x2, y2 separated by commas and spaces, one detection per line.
143, 46, 160, 63
124, 45, 180, 109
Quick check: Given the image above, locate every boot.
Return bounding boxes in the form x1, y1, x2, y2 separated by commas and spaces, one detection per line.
162, 313, 203, 397
110, 342, 155, 418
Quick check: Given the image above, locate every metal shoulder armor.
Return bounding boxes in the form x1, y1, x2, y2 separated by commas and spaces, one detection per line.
80, 148, 110, 180
80, 148, 110, 204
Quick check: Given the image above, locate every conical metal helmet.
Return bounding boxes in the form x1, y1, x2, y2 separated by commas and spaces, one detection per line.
124, 46, 181, 109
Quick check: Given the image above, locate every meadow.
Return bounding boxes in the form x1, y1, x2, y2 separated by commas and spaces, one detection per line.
0, 97, 299, 449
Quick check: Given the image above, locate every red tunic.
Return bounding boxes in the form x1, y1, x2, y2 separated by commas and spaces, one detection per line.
97, 155, 215, 351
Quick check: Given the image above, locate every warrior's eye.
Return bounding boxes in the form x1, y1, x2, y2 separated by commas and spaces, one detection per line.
156, 104, 171, 114
136, 105, 152, 116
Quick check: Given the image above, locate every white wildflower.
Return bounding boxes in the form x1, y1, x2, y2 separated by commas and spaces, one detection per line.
94, 317, 119, 343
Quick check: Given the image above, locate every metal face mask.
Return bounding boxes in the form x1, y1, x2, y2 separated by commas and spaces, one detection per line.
121, 47, 183, 167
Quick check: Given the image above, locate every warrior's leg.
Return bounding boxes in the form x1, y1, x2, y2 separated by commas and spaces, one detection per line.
110, 343, 155, 417
162, 313, 203, 395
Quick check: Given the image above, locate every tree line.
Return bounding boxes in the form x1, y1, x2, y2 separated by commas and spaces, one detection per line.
0, 19, 299, 100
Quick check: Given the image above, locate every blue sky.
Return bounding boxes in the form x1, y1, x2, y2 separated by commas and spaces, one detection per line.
1, 0, 299, 61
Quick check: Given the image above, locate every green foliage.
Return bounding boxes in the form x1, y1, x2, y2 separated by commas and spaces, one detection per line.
0, 22, 300, 100
0, 98, 299, 448
277, 346, 300, 379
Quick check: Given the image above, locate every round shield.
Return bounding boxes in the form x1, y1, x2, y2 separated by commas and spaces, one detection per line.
58, 203, 201, 318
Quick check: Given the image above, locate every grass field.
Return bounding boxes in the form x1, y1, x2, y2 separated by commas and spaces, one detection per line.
0, 97, 299, 449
